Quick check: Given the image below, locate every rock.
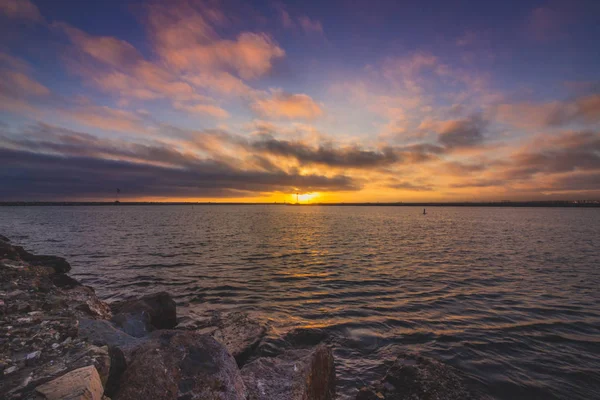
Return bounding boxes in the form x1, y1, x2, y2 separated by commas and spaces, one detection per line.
241, 344, 335, 400
0, 234, 9, 242
26, 350, 41, 365
211, 312, 267, 366
35, 365, 104, 400
14, 246, 71, 274
68, 286, 112, 320
70, 346, 111, 387
284, 327, 329, 347
111, 311, 153, 338
51, 273, 82, 289
355, 353, 481, 400
104, 346, 126, 398
78, 319, 141, 355
4, 365, 18, 375
110, 292, 176, 332
114, 330, 246, 400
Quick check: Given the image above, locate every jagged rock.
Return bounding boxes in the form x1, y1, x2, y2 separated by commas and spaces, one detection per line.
68, 286, 112, 320
110, 292, 176, 333
70, 346, 111, 387
355, 353, 481, 400
35, 365, 104, 400
241, 344, 335, 400
211, 311, 267, 366
0, 235, 9, 242
114, 330, 246, 400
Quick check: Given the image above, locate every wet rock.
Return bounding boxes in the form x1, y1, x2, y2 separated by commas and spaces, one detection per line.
110, 292, 176, 332
355, 353, 481, 400
51, 273, 82, 289
241, 344, 335, 400
0, 234, 9, 242
35, 365, 104, 400
114, 330, 246, 400
211, 311, 267, 366
284, 327, 329, 347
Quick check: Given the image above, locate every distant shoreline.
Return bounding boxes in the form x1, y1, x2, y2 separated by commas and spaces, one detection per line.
1, 201, 599, 207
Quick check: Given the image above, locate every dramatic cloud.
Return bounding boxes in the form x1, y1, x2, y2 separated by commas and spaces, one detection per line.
437, 115, 487, 149
1, 1, 599, 201
0, 125, 357, 200
250, 137, 400, 168
505, 131, 600, 179
251, 90, 323, 120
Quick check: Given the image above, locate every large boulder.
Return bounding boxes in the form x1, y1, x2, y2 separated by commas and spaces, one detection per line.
355, 353, 481, 400
241, 344, 335, 400
35, 365, 104, 400
110, 292, 176, 336
114, 330, 246, 400
209, 311, 267, 366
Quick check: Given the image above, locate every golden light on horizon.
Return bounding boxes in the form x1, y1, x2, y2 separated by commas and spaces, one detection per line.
294, 192, 320, 203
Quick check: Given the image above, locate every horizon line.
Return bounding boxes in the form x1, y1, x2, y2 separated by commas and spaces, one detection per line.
1, 200, 599, 208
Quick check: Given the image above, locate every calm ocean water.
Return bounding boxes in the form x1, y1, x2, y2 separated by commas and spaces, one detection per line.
1, 205, 599, 399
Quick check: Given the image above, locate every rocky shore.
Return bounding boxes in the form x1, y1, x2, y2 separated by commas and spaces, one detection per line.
0, 235, 484, 399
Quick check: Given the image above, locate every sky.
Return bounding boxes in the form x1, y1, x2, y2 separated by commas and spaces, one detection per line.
1, 0, 599, 202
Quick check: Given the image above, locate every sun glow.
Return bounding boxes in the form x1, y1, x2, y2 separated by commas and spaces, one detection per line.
294, 192, 320, 203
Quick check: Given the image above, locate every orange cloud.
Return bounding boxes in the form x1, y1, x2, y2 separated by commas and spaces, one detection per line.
173, 102, 230, 119
252, 90, 323, 120
55, 23, 142, 67
146, 1, 284, 79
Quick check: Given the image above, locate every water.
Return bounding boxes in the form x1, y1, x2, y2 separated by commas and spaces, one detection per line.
1, 205, 599, 399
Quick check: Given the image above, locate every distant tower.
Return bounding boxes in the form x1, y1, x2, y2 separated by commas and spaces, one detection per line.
116, 188, 120, 203
296, 192, 299, 204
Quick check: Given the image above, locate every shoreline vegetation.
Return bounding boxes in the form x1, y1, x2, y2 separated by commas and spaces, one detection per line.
1, 200, 599, 207
2, 234, 486, 399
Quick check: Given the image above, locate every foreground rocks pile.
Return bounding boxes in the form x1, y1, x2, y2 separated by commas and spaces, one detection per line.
0, 235, 482, 399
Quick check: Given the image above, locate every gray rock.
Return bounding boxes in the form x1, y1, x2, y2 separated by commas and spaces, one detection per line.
110, 311, 152, 338
26, 350, 41, 365
355, 353, 482, 400
114, 330, 246, 400
4, 366, 18, 375
78, 318, 141, 357
241, 344, 335, 400
35, 365, 104, 400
